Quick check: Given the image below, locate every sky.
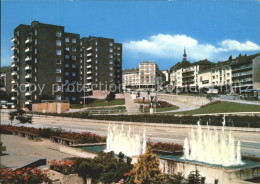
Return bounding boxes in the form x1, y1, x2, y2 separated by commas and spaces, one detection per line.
1, 0, 260, 70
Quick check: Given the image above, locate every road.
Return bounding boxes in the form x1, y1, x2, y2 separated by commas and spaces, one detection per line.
1, 115, 260, 157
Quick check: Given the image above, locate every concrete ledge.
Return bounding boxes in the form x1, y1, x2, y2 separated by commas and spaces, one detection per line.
59, 145, 97, 158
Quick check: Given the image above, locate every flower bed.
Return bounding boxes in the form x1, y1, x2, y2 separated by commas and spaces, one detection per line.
0, 167, 51, 184
0, 125, 106, 144
49, 160, 76, 175
150, 142, 183, 153
200, 100, 221, 108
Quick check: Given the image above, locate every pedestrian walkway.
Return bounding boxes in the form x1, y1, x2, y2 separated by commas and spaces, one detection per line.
124, 93, 140, 114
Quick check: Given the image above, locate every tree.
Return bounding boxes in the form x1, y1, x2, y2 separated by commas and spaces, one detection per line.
133, 145, 164, 184
0, 91, 11, 101
166, 172, 185, 184
187, 170, 205, 184
228, 55, 232, 61
206, 94, 213, 103
106, 92, 116, 101
147, 89, 151, 102
8, 109, 32, 125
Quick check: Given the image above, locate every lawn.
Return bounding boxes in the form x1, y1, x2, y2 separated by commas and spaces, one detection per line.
142, 104, 179, 113
70, 98, 125, 109
172, 101, 260, 115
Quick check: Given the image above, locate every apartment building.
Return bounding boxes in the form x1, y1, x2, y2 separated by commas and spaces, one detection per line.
79, 37, 122, 93
170, 50, 212, 92
231, 54, 260, 92
0, 66, 12, 94
122, 68, 139, 90
11, 21, 80, 109
122, 61, 163, 91
160, 70, 170, 83
198, 60, 232, 93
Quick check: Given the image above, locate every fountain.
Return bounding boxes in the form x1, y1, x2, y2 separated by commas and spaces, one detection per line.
105, 123, 147, 157
182, 116, 243, 166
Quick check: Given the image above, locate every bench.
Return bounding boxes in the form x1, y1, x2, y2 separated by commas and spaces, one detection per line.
50, 136, 78, 145
13, 130, 41, 141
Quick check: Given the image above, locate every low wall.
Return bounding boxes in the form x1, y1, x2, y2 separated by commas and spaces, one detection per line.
32, 102, 70, 113
59, 145, 97, 158
158, 94, 210, 106
159, 158, 260, 184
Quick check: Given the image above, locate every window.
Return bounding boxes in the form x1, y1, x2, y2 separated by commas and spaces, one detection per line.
95, 73, 98, 76
56, 31, 61, 37
35, 76, 37, 82
66, 47, 70, 51
109, 48, 113, 52
65, 72, 69, 76
109, 79, 113, 82
56, 59, 61, 64
65, 55, 69, 59
35, 49, 37, 54
65, 80, 69, 84
96, 54, 98, 57
35, 39, 37, 45
17, 31, 20, 36
117, 52, 120, 56
109, 42, 113, 46
72, 39, 76, 43
65, 63, 69, 68
72, 56, 76, 60
117, 47, 120, 50
80, 59, 82, 63
56, 40, 61, 46
109, 55, 113, 58
95, 41, 98, 45
35, 30, 37, 35
72, 97, 76, 101
56, 49, 61, 55
95, 66, 98, 70
66, 37, 70, 42
109, 60, 113, 65
95, 48, 98, 52
56, 86, 61, 91
56, 95, 61, 100
65, 97, 69, 101
56, 77, 61, 82
35, 58, 37, 63
95, 60, 98, 64
80, 41, 82, 46
72, 47, 76, 52
109, 66, 113, 71
72, 72, 76, 76
72, 64, 76, 68
109, 73, 113, 77
35, 68, 37, 73
56, 68, 61, 73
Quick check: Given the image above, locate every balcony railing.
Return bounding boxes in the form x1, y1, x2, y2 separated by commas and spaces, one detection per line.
87, 88, 92, 92
87, 46, 92, 50
25, 38, 32, 44
25, 56, 32, 61
11, 88, 18, 92
25, 83, 31, 88
87, 59, 92, 63
87, 71, 92, 74
25, 100, 32, 105
87, 82, 92, 85
11, 71, 18, 76
25, 92, 32, 96
87, 53, 92, 57
87, 76, 92, 80
11, 54, 17, 59
25, 47, 32, 53
25, 74, 32, 79
25, 65, 32, 70
11, 96, 17, 100
11, 63, 18, 68
87, 65, 92, 68
11, 45, 17, 51
11, 37, 17, 42
11, 80, 17, 84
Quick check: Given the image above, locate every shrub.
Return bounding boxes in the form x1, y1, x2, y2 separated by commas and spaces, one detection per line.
106, 92, 116, 101
150, 142, 183, 152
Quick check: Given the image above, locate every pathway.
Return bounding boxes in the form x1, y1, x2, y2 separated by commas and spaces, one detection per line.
124, 93, 140, 114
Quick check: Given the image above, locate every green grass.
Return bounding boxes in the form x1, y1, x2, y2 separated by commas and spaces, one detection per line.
172, 102, 260, 115
143, 105, 179, 113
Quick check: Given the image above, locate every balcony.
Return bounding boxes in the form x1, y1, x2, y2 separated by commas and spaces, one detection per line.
87, 59, 92, 63
11, 54, 17, 59
87, 65, 92, 68
11, 63, 18, 68
87, 76, 92, 80
25, 38, 32, 44
182, 69, 195, 73
25, 47, 32, 53
25, 100, 32, 105
87, 88, 92, 92
25, 83, 31, 88
11, 71, 18, 76
25, 65, 32, 70
11, 80, 17, 84
87, 53, 92, 57
25, 56, 32, 61
11, 45, 17, 51
11, 96, 17, 100
87, 71, 92, 74
25, 92, 32, 96
25, 74, 32, 79
11, 37, 17, 42
11, 88, 18, 92
87, 46, 92, 50
87, 82, 92, 85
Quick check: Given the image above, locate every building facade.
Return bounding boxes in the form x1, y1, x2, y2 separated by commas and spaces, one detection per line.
122, 61, 163, 91
0, 66, 12, 94
80, 37, 122, 94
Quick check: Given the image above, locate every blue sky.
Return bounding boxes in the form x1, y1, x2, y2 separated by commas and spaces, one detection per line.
1, 0, 260, 70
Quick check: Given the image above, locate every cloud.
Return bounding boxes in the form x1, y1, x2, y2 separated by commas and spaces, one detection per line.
124, 34, 260, 61
220, 40, 260, 51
